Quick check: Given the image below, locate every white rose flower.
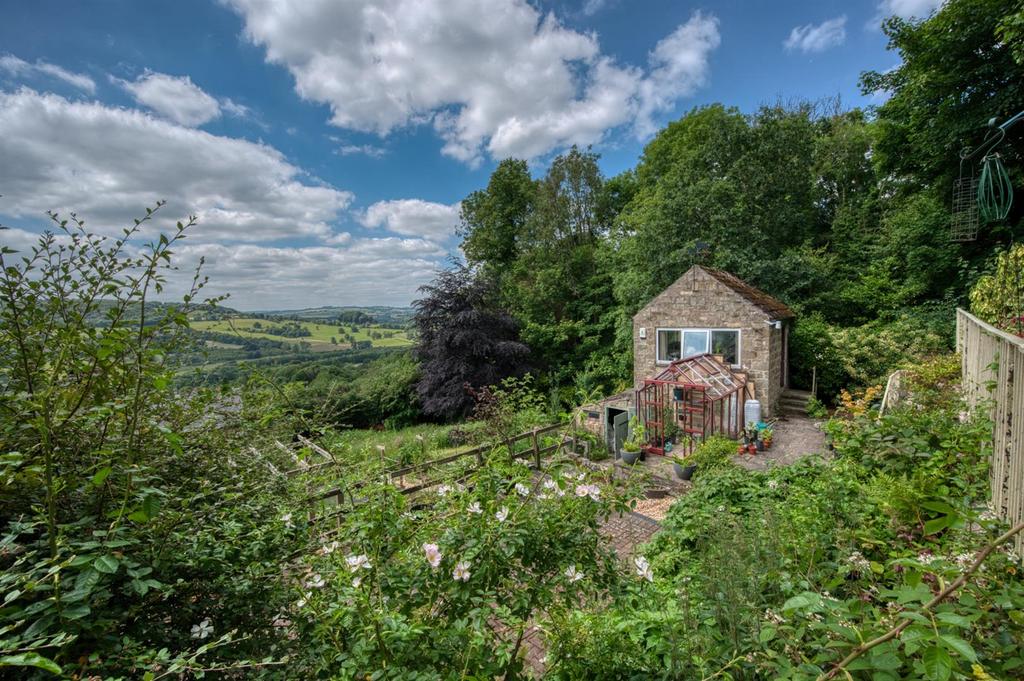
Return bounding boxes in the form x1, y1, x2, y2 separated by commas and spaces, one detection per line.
190, 618, 213, 639
423, 542, 443, 569
453, 560, 471, 582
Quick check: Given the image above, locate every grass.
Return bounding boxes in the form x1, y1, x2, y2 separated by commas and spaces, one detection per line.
191, 317, 414, 351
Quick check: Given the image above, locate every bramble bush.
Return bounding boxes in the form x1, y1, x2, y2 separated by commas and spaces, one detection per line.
0, 208, 311, 678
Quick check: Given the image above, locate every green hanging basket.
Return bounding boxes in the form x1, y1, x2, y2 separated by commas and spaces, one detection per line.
978, 153, 1013, 223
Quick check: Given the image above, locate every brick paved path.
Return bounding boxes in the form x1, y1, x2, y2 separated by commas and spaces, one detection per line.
512, 509, 664, 677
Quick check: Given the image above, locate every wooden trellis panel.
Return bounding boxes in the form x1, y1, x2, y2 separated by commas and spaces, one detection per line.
957, 308, 1024, 559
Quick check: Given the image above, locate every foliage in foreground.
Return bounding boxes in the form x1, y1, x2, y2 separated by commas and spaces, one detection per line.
289, 455, 644, 678
546, 357, 1024, 680
0, 210, 310, 678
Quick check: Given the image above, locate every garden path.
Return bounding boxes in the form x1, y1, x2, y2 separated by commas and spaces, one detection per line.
733, 414, 828, 471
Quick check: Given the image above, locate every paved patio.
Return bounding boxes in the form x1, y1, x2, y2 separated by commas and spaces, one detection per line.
610, 412, 828, 478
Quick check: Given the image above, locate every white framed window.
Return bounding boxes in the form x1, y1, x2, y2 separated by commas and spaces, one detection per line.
656, 329, 681, 363
656, 327, 741, 366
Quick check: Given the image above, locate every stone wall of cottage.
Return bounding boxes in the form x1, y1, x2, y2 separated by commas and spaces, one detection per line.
632, 267, 780, 417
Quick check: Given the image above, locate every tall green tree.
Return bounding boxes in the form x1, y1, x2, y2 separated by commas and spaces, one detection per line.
458, 158, 537, 270
861, 0, 1024, 194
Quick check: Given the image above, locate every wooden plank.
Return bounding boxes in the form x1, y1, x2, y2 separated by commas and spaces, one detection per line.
297, 434, 336, 463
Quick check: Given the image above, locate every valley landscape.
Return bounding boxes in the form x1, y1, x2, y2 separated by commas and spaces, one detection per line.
1, 0, 1023, 679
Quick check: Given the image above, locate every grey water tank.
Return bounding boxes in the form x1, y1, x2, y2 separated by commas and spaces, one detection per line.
744, 399, 761, 428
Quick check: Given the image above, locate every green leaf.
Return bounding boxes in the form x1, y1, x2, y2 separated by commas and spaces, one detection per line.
920, 500, 957, 515
922, 645, 952, 681
938, 634, 976, 662
91, 466, 112, 486
0, 653, 62, 674
923, 516, 949, 535
93, 554, 119, 574
143, 494, 161, 520
759, 626, 776, 643
782, 592, 819, 611
935, 612, 972, 628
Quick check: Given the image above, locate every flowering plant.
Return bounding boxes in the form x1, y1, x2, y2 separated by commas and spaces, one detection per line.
291, 454, 642, 676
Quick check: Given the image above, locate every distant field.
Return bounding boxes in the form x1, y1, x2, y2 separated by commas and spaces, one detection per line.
191, 318, 414, 351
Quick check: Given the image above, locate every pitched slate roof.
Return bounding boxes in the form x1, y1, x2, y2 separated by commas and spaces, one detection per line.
699, 266, 795, 319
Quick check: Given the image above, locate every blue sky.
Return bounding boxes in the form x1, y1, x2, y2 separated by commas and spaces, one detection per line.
0, 0, 941, 309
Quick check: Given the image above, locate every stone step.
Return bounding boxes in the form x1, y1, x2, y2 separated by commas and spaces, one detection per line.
780, 396, 810, 408
782, 388, 813, 400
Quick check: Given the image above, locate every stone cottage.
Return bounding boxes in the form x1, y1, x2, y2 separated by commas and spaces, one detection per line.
633, 265, 794, 417
580, 265, 794, 453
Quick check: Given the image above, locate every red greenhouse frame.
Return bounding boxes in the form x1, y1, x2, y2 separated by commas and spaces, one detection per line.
636, 354, 748, 457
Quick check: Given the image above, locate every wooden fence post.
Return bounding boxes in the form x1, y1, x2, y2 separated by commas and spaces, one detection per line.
532, 427, 541, 469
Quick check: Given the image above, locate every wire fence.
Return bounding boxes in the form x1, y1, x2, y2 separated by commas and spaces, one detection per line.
957, 308, 1024, 558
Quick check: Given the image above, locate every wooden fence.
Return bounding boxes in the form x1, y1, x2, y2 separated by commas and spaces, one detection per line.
287, 422, 585, 512
956, 308, 1024, 557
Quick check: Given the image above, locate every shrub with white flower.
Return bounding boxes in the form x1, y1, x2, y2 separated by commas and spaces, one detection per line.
634, 555, 653, 582
295, 458, 640, 677
281, 512, 294, 529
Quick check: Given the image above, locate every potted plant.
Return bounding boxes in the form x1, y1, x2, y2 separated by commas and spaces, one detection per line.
671, 455, 697, 480
761, 426, 774, 449
620, 416, 644, 465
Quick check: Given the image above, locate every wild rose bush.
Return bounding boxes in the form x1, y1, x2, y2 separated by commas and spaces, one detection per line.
290, 456, 643, 678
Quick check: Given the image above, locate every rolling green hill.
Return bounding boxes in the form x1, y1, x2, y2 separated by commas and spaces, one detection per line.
190, 317, 414, 352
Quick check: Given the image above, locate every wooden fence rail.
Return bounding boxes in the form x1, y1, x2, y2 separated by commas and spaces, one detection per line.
296, 422, 581, 513
956, 308, 1024, 559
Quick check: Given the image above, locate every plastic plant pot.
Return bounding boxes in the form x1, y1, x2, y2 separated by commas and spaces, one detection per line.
674, 462, 697, 480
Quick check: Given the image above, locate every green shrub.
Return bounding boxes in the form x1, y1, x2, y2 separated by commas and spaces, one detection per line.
686, 435, 737, 477
547, 356, 1022, 681
0, 208, 308, 678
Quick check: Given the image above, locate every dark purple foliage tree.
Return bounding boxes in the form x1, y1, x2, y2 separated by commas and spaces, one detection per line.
412, 265, 531, 421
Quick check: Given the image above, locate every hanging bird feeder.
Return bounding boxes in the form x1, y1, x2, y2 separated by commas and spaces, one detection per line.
950, 110, 1023, 242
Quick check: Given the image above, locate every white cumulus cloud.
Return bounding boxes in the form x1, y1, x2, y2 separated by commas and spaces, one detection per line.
0, 88, 352, 243
223, 0, 720, 164
0, 54, 96, 93
117, 71, 223, 127
360, 199, 460, 242
784, 16, 847, 54
167, 238, 447, 308
0, 88, 464, 308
